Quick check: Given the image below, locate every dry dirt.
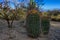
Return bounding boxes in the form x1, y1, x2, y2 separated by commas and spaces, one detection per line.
0, 20, 60, 40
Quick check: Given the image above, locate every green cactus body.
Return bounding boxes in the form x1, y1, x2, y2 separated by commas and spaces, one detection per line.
41, 17, 50, 35
26, 13, 40, 38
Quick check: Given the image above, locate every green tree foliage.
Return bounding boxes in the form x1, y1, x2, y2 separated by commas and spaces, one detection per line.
0, 0, 26, 28
0, 0, 20, 28
0, 4, 15, 28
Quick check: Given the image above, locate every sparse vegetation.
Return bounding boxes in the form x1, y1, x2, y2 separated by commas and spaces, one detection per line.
0, 0, 60, 40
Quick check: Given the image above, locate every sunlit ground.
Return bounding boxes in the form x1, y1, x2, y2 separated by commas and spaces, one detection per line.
0, 19, 60, 40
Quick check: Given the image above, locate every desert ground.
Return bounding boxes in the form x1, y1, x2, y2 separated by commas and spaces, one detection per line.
0, 19, 60, 40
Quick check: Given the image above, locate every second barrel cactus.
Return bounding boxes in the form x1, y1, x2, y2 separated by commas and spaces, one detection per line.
41, 16, 50, 35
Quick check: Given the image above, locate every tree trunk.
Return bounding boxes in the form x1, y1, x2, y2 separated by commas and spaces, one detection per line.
6, 19, 12, 28
11, 19, 14, 28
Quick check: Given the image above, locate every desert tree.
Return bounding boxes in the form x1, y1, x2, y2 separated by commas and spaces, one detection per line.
0, 0, 17, 28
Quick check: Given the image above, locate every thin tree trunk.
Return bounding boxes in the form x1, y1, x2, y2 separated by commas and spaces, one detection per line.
11, 19, 14, 28
7, 20, 10, 28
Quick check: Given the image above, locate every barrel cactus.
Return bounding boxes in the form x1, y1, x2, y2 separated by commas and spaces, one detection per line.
41, 16, 50, 35
26, 12, 40, 38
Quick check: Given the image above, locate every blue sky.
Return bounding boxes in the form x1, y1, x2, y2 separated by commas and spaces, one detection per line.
43, 0, 60, 10
0, 0, 60, 10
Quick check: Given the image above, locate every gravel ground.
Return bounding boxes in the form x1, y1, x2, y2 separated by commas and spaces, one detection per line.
48, 21, 60, 40
0, 20, 60, 40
